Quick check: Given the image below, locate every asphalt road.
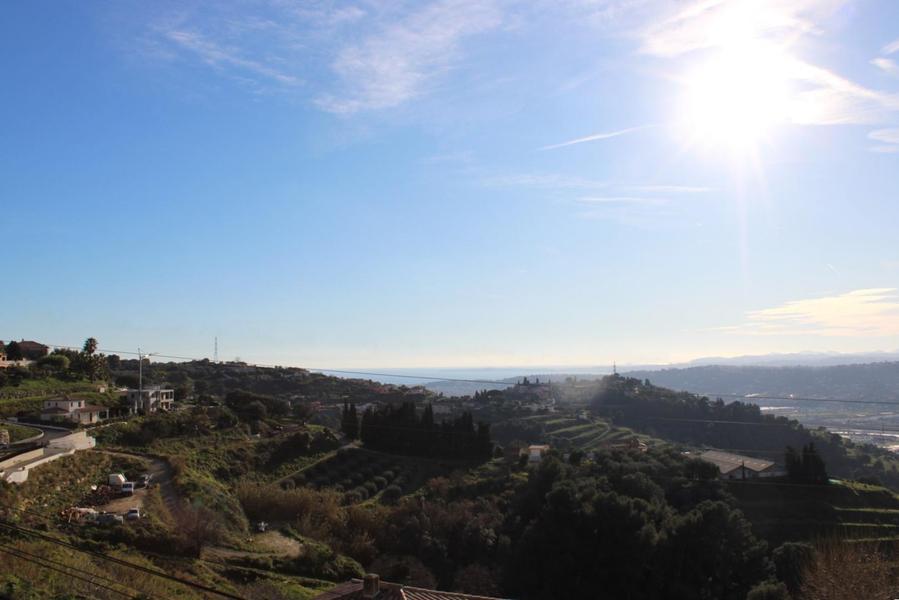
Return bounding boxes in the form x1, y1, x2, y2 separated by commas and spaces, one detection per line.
1, 420, 72, 445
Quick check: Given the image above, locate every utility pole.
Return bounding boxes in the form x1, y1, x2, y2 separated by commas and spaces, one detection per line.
214, 337, 218, 364
137, 348, 157, 414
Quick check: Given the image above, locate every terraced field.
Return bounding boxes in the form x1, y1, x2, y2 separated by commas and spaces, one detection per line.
511, 414, 646, 451
727, 479, 899, 546
279, 447, 456, 504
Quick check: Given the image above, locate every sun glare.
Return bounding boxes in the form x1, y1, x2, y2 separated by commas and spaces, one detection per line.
678, 40, 794, 152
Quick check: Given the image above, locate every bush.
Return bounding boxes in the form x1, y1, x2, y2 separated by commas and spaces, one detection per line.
746, 582, 790, 600
236, 482, 341, 522
291, 539, 364, 580
381, 485, 402, 505
363, 481, 378, 495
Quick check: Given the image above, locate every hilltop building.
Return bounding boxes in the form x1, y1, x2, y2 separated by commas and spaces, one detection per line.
126, 387, 174, 414
700, 450, 785, 480
0, 340, 45, 369
0, 340, 50, 360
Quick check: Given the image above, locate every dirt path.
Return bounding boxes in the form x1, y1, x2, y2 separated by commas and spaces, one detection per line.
203, 530, 302, 561
91, 449, 181, 518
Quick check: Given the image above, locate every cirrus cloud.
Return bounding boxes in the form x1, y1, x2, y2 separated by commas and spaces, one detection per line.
720, 288, 899, 337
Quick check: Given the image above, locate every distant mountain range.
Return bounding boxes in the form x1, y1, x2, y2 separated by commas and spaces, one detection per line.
621, 362, 899, 402
413, 350, 899, 397
674, 351, 899, 368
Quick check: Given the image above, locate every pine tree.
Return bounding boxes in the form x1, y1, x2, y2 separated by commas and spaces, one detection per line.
347, 403, 358, 439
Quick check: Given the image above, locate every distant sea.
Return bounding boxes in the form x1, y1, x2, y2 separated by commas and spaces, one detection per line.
318, 366, 613, 387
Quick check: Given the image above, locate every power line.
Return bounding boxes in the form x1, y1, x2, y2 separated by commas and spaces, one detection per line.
0, 540, 143, 597
633, 416, 899, 434
0, 544, 135, 598
698, 393, 899, 406
0, 520, 246, 600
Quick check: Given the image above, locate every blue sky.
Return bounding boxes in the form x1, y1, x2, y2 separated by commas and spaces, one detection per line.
2, 0, 899, 368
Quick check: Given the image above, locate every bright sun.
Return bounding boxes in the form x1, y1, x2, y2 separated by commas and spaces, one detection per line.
678, 39, 796, 153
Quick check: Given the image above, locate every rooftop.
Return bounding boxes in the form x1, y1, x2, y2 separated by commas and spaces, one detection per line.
700, 450, 776, 474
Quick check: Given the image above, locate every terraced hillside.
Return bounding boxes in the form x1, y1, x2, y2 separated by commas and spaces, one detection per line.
493, 413, 650, 451
727, 479, 899, 546
279, 447, 458, 504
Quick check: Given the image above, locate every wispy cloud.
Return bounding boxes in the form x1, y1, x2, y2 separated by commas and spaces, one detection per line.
871, 57, 899, 77
638, 0, 838, 57
163, 28, 300, 87
143, 1, 502, 111
484, 173, 610, 190
576, 195, 664, 205
539, 125, 649, 150
868, 128, 899, 153
884, 38, 899, 56
316, 0, 503, 113
720, 288, 899, 336
622, 184, 712, 193
487, 173, 714, 195
869, 129, 899, 144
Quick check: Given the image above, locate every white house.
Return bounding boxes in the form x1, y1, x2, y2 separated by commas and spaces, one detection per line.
41, 398, 108, 425
126, 387, 174, 414
525, 444, 551, 463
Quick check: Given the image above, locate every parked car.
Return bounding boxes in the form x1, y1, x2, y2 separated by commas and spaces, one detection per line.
96, 513, 124, 526
121, 482, 135, 496
125, 508, 141, 521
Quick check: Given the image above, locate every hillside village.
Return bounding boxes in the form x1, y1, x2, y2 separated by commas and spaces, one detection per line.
0, 338, 898, 598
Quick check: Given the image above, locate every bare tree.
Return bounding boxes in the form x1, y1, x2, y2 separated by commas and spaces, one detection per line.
178, 501, 223, 558
800, 540, 898, 599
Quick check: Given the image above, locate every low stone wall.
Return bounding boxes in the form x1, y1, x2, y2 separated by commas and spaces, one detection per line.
0, 447, 43, 471
0, 431, 95, 484
3, 448, 76, 484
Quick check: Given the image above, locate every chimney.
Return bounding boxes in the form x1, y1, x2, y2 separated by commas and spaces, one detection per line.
362, 573, 380, 598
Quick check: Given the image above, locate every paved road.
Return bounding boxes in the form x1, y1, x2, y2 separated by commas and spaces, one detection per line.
1, 420, 71, 445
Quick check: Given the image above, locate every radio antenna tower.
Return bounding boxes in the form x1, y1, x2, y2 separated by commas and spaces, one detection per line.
214, 337, 219, 363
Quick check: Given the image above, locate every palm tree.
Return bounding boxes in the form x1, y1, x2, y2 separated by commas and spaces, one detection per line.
83, 337, 98, 355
